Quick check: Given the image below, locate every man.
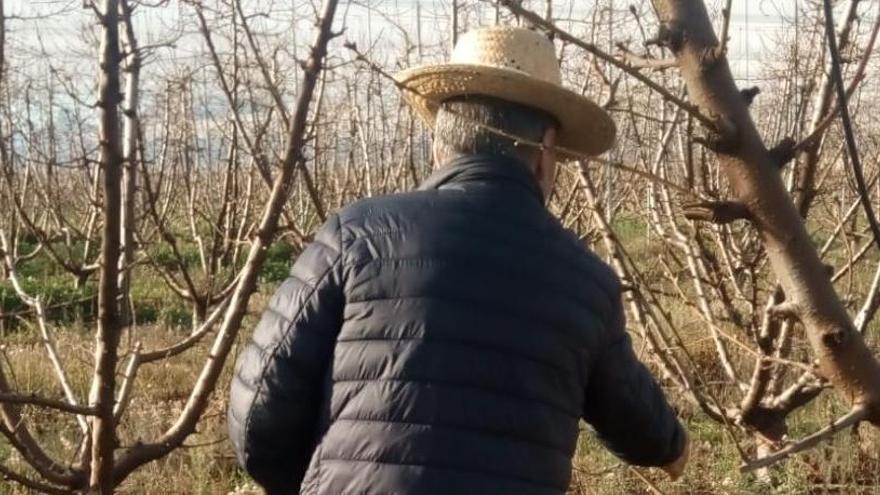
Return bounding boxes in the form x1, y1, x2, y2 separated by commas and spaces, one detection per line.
228, 26, 688, 494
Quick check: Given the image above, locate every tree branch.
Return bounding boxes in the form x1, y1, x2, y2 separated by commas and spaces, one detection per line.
682, 200, 751, 224
821, 0, 880, 253
0, 463, 69, 495
740, 406, 867, 473
0, 392, 97, 416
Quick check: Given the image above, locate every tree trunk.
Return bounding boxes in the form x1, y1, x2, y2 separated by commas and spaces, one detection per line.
89, 0, 123, 491
651, 0, 880, 424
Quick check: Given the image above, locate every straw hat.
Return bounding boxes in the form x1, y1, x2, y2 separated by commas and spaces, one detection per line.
394, 26, 616, 158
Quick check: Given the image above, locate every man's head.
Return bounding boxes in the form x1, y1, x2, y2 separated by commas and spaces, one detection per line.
432, 95, 559, 200
395, 26, 616, 173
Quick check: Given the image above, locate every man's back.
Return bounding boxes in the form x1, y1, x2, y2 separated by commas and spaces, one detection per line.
228, 155, 684, 494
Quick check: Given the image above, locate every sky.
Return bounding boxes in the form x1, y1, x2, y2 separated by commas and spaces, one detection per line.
1, 0, 806, 82
2, 0, 876, 95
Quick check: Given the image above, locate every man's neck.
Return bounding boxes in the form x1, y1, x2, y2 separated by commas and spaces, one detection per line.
435, 152, 535, 172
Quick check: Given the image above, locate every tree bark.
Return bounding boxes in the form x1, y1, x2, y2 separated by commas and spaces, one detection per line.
89, 0, 124, 491
651, 0, 880, 424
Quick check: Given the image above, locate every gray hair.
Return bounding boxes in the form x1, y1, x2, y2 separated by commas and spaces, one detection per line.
432, 95, 557, 168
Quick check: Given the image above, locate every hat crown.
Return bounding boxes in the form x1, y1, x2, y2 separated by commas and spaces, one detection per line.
450, 27, 562, 86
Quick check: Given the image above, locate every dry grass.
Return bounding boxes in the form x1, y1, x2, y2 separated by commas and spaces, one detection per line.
2, 313, 879, 494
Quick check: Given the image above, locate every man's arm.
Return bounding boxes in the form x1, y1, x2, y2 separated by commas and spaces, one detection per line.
228, 215, 343, 494
582, 291, 686, 469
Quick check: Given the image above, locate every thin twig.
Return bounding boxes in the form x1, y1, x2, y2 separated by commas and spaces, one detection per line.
795, 4, 880, 153
616, 43, 676, 70
138, 298, 229, 363
628, 466, 666, 495
821, 0, 880, 252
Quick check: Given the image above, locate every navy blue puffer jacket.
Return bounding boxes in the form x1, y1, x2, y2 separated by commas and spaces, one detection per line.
228, 154, 685, 494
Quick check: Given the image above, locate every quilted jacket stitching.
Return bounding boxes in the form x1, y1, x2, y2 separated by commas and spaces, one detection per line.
316, 456, 566, 491
331, 416, 573, 454
330, 377, 579, 417
240, 215, 343, 469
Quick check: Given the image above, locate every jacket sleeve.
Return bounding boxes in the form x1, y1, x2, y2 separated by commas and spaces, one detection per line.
582, 290, 685, 467
228, 214, 344, 494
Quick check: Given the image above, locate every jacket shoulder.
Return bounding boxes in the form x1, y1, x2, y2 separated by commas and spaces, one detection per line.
337, 190, 435, 221
334, 189, 440, 240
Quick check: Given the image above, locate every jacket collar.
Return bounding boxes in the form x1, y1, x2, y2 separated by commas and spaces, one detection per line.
418, 153, 545, 204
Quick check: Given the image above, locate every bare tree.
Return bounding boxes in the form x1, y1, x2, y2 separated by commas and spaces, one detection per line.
499, 0, 880, 475
0, 0, 340, 491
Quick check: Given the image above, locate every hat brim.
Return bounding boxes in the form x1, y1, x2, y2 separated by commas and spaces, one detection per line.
394, 63, 616, 159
